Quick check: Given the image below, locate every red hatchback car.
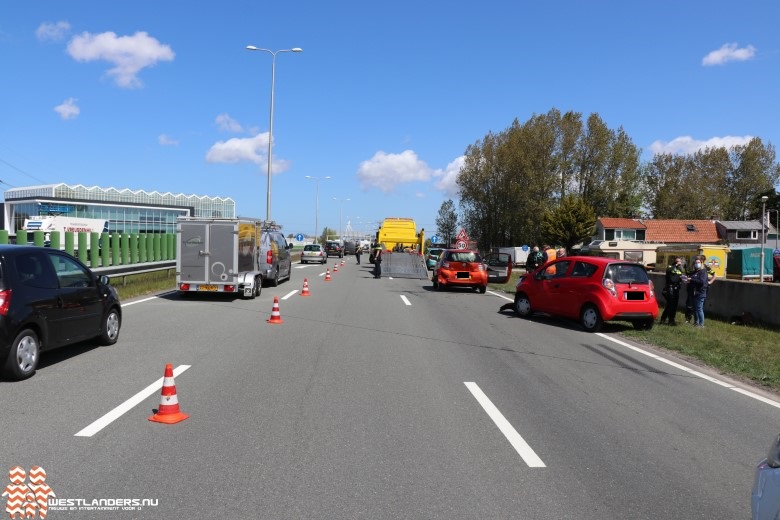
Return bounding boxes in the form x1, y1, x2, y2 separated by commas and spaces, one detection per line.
432, 249, 512, 293
512, 256, 658, 332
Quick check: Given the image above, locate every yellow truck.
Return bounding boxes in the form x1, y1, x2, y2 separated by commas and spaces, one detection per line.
375, 217, 425, 252
654, 244, 729, 278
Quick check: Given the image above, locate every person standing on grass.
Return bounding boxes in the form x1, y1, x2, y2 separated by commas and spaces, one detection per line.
687, 255, 709, 327
660, 256, 684, 325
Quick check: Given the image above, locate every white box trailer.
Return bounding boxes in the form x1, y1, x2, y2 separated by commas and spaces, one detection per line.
493, 246, 529, 267
176, 218, 265, 298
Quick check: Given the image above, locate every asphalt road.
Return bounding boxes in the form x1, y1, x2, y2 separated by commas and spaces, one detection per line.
1, 256, 778, 519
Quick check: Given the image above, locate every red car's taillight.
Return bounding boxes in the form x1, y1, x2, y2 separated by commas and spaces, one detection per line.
266, 251, 273, 264
649, 279, 655, 297
602, 278, 617, 297
0, 289, 10, 316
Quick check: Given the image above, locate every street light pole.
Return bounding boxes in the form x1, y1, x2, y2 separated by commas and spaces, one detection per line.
761, 195, 768, 283
305, 176, 330, 244
246, 45, 302, 222
332, 197, 350, 242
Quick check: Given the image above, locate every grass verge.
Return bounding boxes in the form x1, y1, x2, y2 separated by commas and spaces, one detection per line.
490, 270, 780, 393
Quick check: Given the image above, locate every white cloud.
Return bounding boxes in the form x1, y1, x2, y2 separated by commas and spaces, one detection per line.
158, 134, 179, 146
702, 43, 756, 66
648, 135, 754, 155
66, 31, 174, 88
433, 156, 464, 197
205, 133, 290, 174
357, 150, 433, 193
54, 98, 80, 120
216, 114, 243, 133
36, 21, 71, 42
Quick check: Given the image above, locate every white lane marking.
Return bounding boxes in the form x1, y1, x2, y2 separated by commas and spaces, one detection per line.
489, 290, 513, 301
464, 382, 546, 468
124, 296, 160, 306
319, 271, 326, 277
282, 290, 298, 300
400, 295, 411, 306
597, 333, 780, 409
75, 364, 192, 437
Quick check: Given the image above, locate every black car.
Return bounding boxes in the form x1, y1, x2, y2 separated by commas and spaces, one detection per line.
324, 241, 343, 258
0, 245, 122, 380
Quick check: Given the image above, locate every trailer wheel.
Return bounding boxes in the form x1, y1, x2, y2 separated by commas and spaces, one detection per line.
254, 277, 262, 297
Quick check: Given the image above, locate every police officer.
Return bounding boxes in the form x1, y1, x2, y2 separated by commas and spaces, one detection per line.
659, 256, 684, 325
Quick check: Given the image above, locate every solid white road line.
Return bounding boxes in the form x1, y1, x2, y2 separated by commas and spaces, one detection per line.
597, 333, 780, 409
282, 289, 299, 300
464, 382, 546, 468
74, 364, 192, 437
400, 295, 411, 306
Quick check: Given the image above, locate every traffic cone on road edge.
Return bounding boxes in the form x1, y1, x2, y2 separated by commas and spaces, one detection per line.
148, 363, 189, 424
301, 278, 311, 296
334, 263, 339, 272
341, 259, 345, 267
267, 296, 284, 324
325, 269, 331, 281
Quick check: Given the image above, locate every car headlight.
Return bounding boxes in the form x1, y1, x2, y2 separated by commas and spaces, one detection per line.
767, 434, 780, 468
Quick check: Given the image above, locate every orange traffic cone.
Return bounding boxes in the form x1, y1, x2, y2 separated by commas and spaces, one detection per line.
267, 296, 284, 324
340, 259, 345, 267
334, 263, 339, 273
301, 278, 311, 296
148, 363, 189, 424
325, 269, 332, 281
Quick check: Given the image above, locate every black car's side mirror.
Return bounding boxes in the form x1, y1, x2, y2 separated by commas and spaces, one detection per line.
100, 275, 111, 286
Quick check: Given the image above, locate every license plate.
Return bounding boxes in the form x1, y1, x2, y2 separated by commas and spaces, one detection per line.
199, 284, 218, 291
456, 272, 470, 279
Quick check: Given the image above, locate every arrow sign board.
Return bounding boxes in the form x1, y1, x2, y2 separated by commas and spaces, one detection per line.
295, 233, 304, 242
456, 229, 469, 241
456, 240, 467, 250
430, 235, 440, 244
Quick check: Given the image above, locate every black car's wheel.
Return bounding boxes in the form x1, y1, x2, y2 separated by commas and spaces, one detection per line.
4, 329, 40, 380
477, 285, 487, 294
632, 318, 654, 330
580, 304, 603, 333
100, 308, 121, 345
254, 276, 262, 298
514, 293, 532, 317
270, 270, 279, 287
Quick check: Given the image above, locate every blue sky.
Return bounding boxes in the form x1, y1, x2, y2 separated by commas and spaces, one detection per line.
1, 1, 778, 239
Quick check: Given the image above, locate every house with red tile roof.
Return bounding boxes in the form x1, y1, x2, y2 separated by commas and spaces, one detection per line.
593, 217, 720, 245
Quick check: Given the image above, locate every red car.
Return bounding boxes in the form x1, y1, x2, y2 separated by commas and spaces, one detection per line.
512, 256, 658, 332
432, 249, 512, 293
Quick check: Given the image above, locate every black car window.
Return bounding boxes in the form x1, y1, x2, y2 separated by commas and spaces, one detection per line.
46, 253, 93, 288
604, 263, 649, 284
572, 261, 598, 278
551, 260, 570, 278
15, 252, 58, 289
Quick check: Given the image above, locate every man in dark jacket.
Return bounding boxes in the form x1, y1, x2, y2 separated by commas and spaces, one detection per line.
659, 256, 684, 325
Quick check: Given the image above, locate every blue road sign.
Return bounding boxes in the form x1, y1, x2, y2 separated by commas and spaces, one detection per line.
295, 233, 304, 241
522, 244, 529, 251
430, 235, 440, 244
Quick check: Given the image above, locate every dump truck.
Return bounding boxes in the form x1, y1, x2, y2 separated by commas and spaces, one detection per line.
176, 217, 293, 298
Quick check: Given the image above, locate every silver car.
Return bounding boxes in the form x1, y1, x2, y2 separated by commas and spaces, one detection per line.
301, 243, 328, 264
753, 434, 780, 519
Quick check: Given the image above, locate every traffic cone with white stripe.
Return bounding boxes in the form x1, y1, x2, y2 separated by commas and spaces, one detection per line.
148, 363, 189, 424
334, 263, 339, 273
267, 296, 284, 324
301, 278, 311, 296
341, 259, 345, 267
325, 269, 332, 281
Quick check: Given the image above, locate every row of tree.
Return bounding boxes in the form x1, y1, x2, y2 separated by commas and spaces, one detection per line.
441, 108, 780, 252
